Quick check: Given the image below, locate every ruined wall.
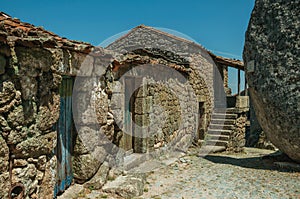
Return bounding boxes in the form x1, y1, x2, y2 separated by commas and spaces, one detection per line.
243, 0, 300, 162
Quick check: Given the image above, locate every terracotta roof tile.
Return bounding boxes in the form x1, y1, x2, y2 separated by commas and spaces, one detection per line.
0, 12, 93, 53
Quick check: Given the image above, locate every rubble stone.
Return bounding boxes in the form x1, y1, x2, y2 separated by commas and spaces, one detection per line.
73, 147, 107, 183
84, 161, 110, 190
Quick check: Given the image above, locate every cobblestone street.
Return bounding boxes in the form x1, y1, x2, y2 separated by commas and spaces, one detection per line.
59, 148, 300, 199
141, 148, 300, 199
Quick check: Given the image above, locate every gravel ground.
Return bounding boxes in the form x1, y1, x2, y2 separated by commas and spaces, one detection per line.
141, 148, 300, 199
58, 148, 300, 199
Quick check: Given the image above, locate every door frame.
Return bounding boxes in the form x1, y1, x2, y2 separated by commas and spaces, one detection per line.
54, 76, 74, 197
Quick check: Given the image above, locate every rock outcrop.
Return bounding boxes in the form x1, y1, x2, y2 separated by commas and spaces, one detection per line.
243, 0, 300, 162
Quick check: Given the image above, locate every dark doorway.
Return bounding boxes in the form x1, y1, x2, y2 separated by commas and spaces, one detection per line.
197, 102, 206, 140
124, 76, 144, 153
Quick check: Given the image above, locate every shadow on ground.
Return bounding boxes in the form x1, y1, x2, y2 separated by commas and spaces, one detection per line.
203, 153, 300, 173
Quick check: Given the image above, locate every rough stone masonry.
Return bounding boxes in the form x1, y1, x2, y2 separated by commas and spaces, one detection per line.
0, 13, 227, 198
243, 0, 300, 162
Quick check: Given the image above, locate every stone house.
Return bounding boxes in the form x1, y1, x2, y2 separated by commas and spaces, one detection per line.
0, 12, 250, 198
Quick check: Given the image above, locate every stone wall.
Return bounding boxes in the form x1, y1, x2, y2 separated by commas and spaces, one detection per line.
106, 27, 226, 149
227, 113, 248, 153
0, 15, 228, 198
106, 26, 220, 109
0, 43, 63, 198
0, 14, 118, 197
105, 49, 215, 155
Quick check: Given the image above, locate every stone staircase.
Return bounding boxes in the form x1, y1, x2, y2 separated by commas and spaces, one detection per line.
201, 108, 238, 153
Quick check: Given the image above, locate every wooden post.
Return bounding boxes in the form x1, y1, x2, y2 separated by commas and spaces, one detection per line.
238, 69, 241, 95
244, 73, 248, 96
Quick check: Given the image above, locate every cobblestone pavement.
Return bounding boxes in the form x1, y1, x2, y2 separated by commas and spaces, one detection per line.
141, 148, 300, 199
58, 148, 300, 199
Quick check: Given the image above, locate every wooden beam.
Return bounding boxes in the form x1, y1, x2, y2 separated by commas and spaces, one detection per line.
208, 51, 244, 71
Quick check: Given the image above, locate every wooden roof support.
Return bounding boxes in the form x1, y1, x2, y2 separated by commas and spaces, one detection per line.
208, 51, 244, 71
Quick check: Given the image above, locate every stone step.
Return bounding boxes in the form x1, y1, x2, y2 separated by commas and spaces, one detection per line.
211, 119, 235, 125
212, 113, 237, 119
209, 124, 234, 130
207, 129, 231, 136
206, 134, 229, 141
205, 140, 228, 147
123, 153, 148, 171
198, 146, 226, 156
214, 108, 237, 114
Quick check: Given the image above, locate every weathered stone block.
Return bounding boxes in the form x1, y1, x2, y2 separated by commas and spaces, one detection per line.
13, 159, 28, 167
70, 52, 87, 76
7, 127, 29, 144
235, 96, 249, 109
7, 105, 26, 128
73, 146, 107, 183
75, 126, 111, 155
73, 77, 96, 92
73, 91, 93, 124
95, 91, 109, 125
16, 47, 53, 72
134, 114, 150, 127
0, 81, 17, 105
36, 94, 60, 131
23, 80, 37, 101
102, 173, 146, 198
111, 93, 124, 109
111, 81, 123, 93
37, 155, 47, 171
38, 155, 56, 199
0, 135, 9, 173
13, 131, 57, 158
78, 55, 94, 76
0, 115, 11, 134
83, 161, 110, 190
111, 108, 124, 128
0, 172, 10, 199
94, 60, 108, 77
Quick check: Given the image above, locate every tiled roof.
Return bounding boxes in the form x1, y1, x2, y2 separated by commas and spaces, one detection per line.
0, 12, 93, 53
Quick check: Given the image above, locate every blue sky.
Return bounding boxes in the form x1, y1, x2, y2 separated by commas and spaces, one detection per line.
1, 0, 255, 94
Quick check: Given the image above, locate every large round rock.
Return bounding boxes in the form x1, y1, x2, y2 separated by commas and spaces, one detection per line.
243, 0, 300, 162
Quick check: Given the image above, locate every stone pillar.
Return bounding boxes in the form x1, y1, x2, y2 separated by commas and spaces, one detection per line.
223, 66, 231, 95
